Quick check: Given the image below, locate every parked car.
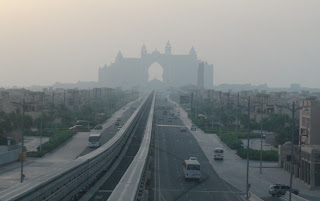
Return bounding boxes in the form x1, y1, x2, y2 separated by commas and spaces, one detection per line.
118, 124, 122, 131
69, 125, 86, 130
94, 125, 103, 130
268, 184, 299, 197
180, 127, 187, 132
115, 121, 120, 126
191, 124, 197, 131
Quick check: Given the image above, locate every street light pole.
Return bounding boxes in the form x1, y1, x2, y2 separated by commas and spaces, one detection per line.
289, 102, 295, 201
260, 115, 263, 174
246, 96, 251, 199
40, 93, 44, 153
20, 99, 25, 183
235, 93, 239, 133
40, 110, 43, 153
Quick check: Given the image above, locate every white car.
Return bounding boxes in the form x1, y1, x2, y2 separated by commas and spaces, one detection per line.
214, 148, 224, 160
189, 157, 198, 161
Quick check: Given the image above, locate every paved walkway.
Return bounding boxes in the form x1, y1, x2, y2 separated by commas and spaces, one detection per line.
0, 98, 140, 193
23, 136, 50, 152
168, 97, 320, 201
242, 138, 278, 151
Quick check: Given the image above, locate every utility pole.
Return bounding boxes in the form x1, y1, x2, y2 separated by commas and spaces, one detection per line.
246, 96, 251, 199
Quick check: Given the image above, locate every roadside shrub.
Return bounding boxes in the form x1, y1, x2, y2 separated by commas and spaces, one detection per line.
219, 133, 243, 150
27, 130, 76, 157
237, 148, 278, 161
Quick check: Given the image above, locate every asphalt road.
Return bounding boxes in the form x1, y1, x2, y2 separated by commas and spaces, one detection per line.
79, 103, 139, 157
154, 98, 244, 201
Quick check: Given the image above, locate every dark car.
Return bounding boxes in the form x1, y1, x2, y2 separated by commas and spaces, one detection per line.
269, 184, 299, 197
94, 125, 103, 130
180, 127, 187, 132
69, 125, 86, 130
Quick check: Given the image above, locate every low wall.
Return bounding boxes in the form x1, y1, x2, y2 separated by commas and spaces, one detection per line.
0, 147, 21, 166
249, 191, 264, 201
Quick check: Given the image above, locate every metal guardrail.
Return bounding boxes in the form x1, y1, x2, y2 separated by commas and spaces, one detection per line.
107, 92, 155, 201
0, 92, 154, 201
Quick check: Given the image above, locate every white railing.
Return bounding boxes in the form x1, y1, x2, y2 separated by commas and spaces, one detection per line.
0, 92, 154, 201
108, 92, 155, 201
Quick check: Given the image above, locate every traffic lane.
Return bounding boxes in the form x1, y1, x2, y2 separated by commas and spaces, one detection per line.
79, 107, 136, 156
155, 121, 242, 201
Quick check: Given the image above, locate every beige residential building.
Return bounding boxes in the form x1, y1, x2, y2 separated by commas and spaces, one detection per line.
297, 97, 320, 188
300, 97, 320, 145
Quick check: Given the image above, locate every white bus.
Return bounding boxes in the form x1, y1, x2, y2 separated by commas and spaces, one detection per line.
214, 148, 224, 160
88, 133, 101, 148
183, 158, 201, 180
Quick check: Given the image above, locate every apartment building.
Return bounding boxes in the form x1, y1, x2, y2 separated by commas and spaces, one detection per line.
298, 97, 320, 188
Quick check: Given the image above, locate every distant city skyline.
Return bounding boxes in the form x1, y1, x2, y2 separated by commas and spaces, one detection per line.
1, 0, 319, 88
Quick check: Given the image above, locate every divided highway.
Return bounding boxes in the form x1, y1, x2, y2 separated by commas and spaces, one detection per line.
79, 102, 141, 157
154, 96, 244, 201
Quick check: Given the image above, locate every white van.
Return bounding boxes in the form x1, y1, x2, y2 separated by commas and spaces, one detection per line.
88, 133, 101, 148
214, 148, 224, 160
183, 158, 201, 180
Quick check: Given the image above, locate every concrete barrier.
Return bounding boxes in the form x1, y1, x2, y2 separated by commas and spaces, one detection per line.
108, 92, 155, 201
283, 191, 309, 201
0, 92, 154, 201
249, 191, 264, 201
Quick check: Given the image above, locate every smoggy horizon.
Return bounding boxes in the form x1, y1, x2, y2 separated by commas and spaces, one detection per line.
1, 0, 319, 88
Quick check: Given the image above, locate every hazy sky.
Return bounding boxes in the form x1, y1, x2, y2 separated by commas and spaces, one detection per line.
1, 0, 319, 88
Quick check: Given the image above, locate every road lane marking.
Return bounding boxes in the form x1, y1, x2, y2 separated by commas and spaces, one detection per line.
156, 124, 186, 128
160, 189, 245, 194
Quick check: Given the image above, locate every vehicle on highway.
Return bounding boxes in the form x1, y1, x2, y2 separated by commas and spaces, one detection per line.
189, 157, 197, 161
94, 124, 103, 130
214, 148, 224, 160
69, 125, 86, 131
268, 184, 299, 197
191, 124, 197, 131
180, 127, 187, 132
88, 133, 101, 147
183, 158, 201, 180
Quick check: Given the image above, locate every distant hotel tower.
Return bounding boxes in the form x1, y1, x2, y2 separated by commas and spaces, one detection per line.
98, 41, 214, 89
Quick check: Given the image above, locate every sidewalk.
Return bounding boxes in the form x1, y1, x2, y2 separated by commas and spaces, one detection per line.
0, 98, 139, 193
168, 97, 320, 201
